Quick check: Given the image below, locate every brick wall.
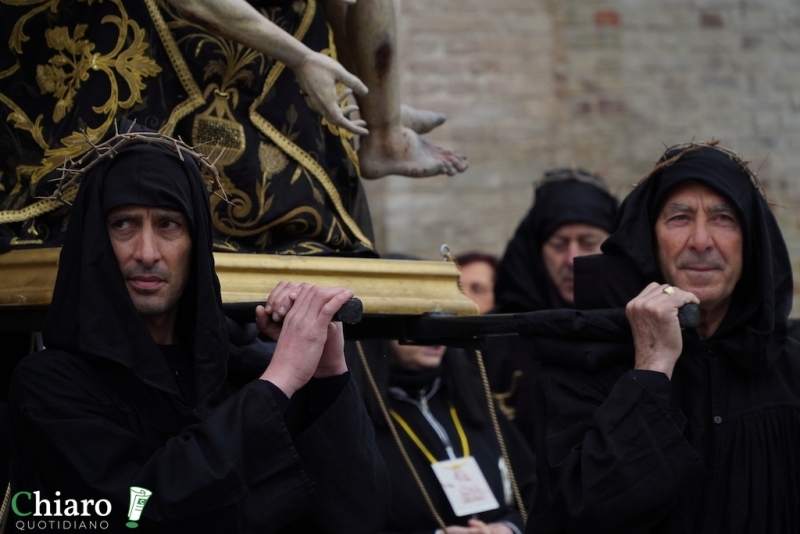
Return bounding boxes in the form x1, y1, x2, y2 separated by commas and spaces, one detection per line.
363, 0, 800, 315
361, 0, 558, 260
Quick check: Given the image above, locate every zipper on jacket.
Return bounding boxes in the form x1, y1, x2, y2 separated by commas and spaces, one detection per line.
390, 377, 458, 460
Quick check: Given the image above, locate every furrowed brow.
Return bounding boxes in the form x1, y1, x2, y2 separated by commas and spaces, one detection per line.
662, 202, 692, 216
154, 209, 186, 220
107, 210, 141, 223
707, 203, 735, 214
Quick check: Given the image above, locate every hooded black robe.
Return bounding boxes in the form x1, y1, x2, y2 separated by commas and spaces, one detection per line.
7, 126, 390, 533
349, 341, 536, 534
487, 172, 618, 447
528, 146, 800, 533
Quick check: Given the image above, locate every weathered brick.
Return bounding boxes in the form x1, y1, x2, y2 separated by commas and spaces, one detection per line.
700, 12, 725, 27
594, 9, 621, 26
370, 0, 800, 315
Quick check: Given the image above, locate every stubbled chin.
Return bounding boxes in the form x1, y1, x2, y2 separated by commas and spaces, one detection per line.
676, 269, 721, 287
677, 283, 719, 304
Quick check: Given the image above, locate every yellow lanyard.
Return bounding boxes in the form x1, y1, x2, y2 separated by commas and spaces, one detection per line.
389, 404, 470, 464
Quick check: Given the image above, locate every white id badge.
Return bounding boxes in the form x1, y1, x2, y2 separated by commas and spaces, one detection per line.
430, 456, 500, 516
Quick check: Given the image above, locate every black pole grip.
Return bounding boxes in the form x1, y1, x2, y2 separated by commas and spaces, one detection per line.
332, 298, 363, 324
223, 297, 363, 324
677, 303, 700, 329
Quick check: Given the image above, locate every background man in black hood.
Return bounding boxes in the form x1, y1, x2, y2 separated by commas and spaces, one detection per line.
494, 169, 619, 313
486, 169, 618, 447
7, 124, 390, 533
529, 142, 800, 533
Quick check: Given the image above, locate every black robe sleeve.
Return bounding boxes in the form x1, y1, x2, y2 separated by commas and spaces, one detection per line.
279, 377, 391, 533
528, 365, 706, 533
9, 352, 389, 533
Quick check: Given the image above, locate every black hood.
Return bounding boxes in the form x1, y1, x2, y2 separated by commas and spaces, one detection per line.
494, 170, 618, 313
598, 143, 792, 371
42, 120, 229, 405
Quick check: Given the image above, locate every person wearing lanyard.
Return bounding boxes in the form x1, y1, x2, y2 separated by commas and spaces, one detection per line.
350, 339, 536, 534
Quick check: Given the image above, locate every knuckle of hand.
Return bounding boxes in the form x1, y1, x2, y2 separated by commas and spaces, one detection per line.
303, 331, 321, 344
643, 302, 660, 315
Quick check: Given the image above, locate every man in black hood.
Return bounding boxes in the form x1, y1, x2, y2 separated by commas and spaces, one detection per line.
7, 124, 390, 533
529, 142, 800, 533
486, 169, 618, 446
494, 168, 619, 313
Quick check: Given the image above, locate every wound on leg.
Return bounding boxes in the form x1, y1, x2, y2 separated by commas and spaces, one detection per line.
375, 40, 393, 81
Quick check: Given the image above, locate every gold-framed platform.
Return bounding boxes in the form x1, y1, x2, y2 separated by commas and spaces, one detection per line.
0, 248, 477, 317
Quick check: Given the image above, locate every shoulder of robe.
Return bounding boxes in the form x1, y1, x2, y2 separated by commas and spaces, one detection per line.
12, 349, 113, 406
775, 336, 800, 377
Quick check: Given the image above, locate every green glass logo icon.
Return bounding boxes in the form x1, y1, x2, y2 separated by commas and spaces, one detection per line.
126, 487, 152, 529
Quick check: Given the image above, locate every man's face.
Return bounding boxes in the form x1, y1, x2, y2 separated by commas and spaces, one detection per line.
107, 205, 192, 320
655, 181, 743, 310
542, 223, 609, 304
459, 261, 495, 314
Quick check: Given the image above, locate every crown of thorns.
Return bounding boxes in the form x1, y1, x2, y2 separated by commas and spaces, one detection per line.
49, 120, 228, 204
638, 139, 767, 199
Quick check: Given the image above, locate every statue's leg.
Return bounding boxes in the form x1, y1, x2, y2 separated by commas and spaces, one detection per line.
345, 0, 468, 179
324, 0, 445, 135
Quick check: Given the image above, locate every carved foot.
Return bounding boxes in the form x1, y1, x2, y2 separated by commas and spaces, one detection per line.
400, 104, 446, 135
358, 126, 468, 179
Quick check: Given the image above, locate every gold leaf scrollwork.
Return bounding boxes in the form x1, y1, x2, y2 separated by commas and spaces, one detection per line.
113, 19, 163, 109
209, 144, 306, 248
319, 24, 361, 176
173, 10, 267, 169
36, 24, 95, 122
493, 370, 523, 421
2, 0, 163, 203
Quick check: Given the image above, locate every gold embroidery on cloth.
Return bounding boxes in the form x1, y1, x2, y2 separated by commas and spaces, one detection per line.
248, 0, 372, 248
9, 238, 44, 246
146, 0, 204, 135
0, 62, 20, 80
154, 0, 320, 246
279, 240, 326, 255
1, 0, 162, 222
175, 16, 268, 166
8, 0, 57, 55
191, 93, 246, 167
215, 204, 323, 239
0, 188, 77, 224
0, 94, 48, 151
493, 370, 523, 421
320, 24, 361, 177
249, 111, 372, 248
209, 141, 288, 235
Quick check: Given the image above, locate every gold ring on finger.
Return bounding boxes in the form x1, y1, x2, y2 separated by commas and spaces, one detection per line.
663, 285, 675, 296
